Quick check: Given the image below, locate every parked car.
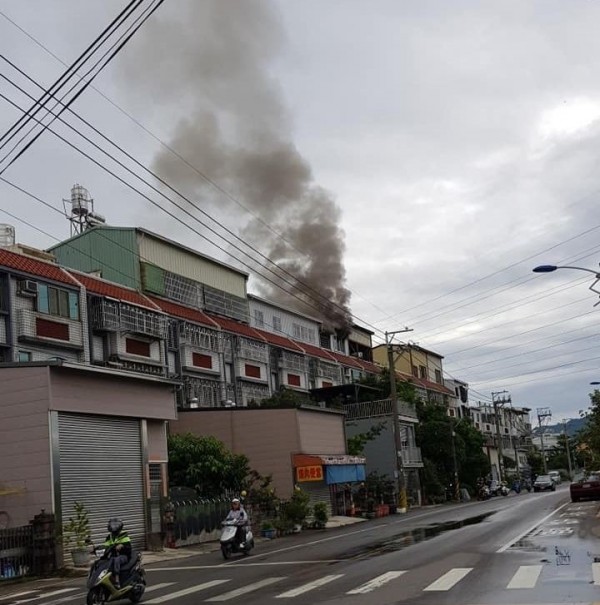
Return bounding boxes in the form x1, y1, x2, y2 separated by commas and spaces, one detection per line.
548, 470, 562, 485
570, 473, 600, 502
533, 475, 556, 492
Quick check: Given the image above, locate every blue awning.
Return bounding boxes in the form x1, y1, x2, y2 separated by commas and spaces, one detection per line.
325, 464, 366, 485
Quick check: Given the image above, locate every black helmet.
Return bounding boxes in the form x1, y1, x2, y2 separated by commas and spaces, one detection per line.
107, 518, 123, 535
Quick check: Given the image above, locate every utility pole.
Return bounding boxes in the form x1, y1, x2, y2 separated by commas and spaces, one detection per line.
386, 328, 413, 514
536, 407, 552, 475
450, 421, 460, 501
563, 419, 573, 480
492, 390, 511, 482
508, 403, 521, 479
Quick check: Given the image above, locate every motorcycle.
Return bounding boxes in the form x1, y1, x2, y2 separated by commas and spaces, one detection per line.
477, 484, 491, 500
220, 520, 254, 560
499, 482, 509, 497
86, 543, 146, 605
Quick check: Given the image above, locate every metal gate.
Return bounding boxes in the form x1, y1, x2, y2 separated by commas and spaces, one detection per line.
58, 413, 146, 549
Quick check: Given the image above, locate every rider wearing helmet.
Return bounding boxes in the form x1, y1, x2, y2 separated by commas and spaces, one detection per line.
224, 498, 248, 546
103, 518, 132, 589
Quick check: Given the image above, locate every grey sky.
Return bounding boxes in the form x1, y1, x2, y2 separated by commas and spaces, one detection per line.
1, 0, 600, 420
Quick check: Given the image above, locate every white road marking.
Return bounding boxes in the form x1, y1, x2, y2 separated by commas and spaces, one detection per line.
12, 589, 79, 603
347, 571, 407, 595
206, 577, 285, 601
144, 580, 229, 604
275, 574, 344, 598
1, 592, 37, 600
423, 568, 472, 591
592, 562, 600, 585
147, 560, 344, 571
497, 502, 569, 552
507, 565, 543, 589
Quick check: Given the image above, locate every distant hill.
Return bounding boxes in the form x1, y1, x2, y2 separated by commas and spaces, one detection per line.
532, 417, 588, 436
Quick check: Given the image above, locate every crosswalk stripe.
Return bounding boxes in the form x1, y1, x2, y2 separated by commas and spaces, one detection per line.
423, 568, 473, 591
507, 565, 543, 589
206, 577, 285, 602
275, 574, 344, 598
144, 580, 229, 604
13, 589, 79, 604
347, 571, 407, 595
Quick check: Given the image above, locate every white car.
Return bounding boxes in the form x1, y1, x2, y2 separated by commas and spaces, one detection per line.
548, 471, 562, 485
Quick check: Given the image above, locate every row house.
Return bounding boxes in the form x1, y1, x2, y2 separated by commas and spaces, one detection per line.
48, 226, 381, 405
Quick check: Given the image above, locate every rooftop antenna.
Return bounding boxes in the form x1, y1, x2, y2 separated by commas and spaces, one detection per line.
62, 184, 106, 236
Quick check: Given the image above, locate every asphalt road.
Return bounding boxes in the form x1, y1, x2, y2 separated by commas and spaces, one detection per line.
4, 486, 599, 605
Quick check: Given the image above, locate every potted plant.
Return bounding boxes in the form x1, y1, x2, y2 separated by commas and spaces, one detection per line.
260, 521, 277, 539
285, 487, 310, 532
312, 502, 329, 529
61, 501, 91, 567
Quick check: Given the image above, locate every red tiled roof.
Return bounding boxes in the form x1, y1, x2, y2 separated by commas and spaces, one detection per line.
294, 341, 338, 362
420, 378, 454, 396
148, 296, 219, 328
0, 248, 78, 286
207, 314, 267, 341
330, 351, 363, 369
70, 271, 159, 311
356, 359, 383, 374
254, 328, 305, 353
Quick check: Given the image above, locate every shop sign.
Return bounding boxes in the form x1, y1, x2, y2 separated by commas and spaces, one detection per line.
296, 465, 324, 482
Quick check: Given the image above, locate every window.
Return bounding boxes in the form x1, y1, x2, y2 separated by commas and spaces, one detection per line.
419, 365, 427, 379
322, 381, 333, 388
192, 353, 213, 369
36, 317, 70, 340
412, 365, 418, 378
273, 316, 282, 332
287, 373, 301, 387
245, 364, 261, 379
254, 310, 264, 328
435, 369, 442, 383
293, 323, 302, 339
449, 408, 456, 417
37, 284, 79, 320
18, 351, 31, 362
125, 338, 151, 357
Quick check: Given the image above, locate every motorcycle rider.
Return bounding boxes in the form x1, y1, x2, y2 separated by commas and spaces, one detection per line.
224, 498, 248, 547
103, 518, 132, 589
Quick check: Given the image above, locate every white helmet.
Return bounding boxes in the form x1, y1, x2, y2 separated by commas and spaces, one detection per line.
232, 498, 240, 504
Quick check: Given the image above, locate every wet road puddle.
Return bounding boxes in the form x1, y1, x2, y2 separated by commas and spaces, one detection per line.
341, 512, 495, 560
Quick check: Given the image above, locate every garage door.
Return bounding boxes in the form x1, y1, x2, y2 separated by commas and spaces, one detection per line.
58, 413, 146, 549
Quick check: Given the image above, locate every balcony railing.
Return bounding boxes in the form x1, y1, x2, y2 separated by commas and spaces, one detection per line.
344, 398, 418, 421
401, 446, 423, 467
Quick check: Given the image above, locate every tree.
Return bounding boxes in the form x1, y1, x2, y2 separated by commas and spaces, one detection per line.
168, 433, 250, 498
416, 403, 490, 500
251, 388, 312, 408
577, 389, 600, 469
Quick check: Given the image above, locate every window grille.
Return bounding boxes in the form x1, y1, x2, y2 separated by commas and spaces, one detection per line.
280, 350, 308, 373
164, 271, 203, 308
185, 377, 221, 407
179, 322, 221, 351
204, 285, 249, 323
237, 337, 268, 363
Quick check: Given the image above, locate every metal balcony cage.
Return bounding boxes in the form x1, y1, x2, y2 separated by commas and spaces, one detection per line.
91, 299, 167, 338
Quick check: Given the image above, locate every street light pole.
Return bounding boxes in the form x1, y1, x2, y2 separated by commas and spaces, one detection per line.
533, 264, 600, 306
385, 328, 413, 514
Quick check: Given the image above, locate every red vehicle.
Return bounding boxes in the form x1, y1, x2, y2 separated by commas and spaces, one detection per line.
570, 473, 600, 502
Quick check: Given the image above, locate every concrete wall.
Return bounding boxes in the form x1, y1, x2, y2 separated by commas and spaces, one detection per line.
297, 409, 346, 454
147, 420, 168, 461
49, 367, 177, 421
171, 409, 317, 499
0, 366, 52, 526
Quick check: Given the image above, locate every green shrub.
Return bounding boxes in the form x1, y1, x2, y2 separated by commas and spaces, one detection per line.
312, 502, 329, 528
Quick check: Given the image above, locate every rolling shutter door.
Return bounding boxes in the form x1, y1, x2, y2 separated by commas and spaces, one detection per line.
302, 482, 333, 517
58, 413, 146, 549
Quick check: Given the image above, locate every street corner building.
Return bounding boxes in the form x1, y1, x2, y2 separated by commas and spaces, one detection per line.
0, 362, 175, 558
170, 405, 366, 516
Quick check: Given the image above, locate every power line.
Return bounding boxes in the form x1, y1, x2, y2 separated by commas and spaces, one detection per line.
1, 62, 387, 339
0, 0, 143, 151
0, 0, 164, 174
0, 6, 395, 323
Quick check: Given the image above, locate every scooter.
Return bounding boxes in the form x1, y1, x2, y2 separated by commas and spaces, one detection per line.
220, 520, 254, 560
86, 543, 146, 605
499, 483, 509, 497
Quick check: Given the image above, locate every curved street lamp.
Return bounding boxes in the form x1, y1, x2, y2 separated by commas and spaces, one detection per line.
532, 264, 600, 306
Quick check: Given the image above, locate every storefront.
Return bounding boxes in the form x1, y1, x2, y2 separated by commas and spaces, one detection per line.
292, 454, 366, 516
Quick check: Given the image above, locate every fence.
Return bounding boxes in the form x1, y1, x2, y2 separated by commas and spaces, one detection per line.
166, 498, 232, 548
0, 525, 33, 580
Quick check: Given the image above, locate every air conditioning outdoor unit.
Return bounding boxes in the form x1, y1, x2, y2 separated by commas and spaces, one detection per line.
18, 279, 38, 296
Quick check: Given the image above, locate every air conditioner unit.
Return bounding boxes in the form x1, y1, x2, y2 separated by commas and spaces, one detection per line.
18, 279, 38, 296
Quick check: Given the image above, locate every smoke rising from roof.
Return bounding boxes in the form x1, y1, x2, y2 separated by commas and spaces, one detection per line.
121, 0, 351, 331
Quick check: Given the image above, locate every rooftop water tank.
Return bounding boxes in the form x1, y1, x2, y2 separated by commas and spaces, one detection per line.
0, 224, 15, 248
